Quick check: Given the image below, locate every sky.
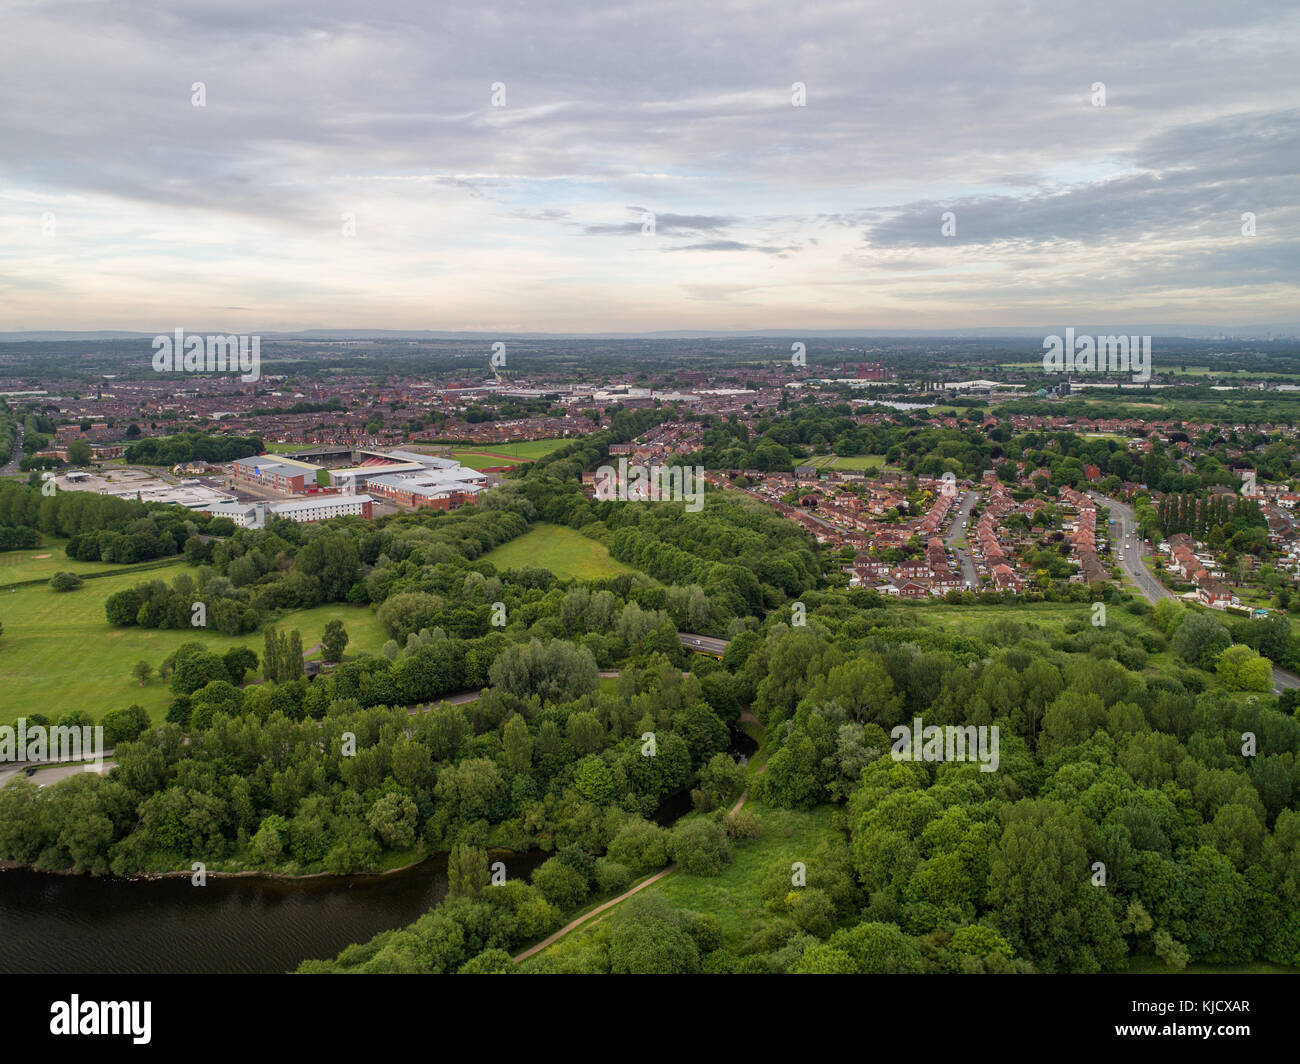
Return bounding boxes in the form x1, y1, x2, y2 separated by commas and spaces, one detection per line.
2, 0, 1298, 333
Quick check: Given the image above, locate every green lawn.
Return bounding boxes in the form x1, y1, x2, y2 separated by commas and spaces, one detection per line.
0, 564, 387, 725
450, 451, 529, 470
480, 523, 637, 581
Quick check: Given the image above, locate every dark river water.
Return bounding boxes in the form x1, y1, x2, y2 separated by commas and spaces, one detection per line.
0, 850, 547, 975
0, 727, 759, 974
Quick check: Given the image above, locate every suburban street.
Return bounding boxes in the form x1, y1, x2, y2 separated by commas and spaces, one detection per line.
944, 489, 980, 589
1088, 491, 1171, 603
0, 423, 23, 476
1089, 490, 1300, 694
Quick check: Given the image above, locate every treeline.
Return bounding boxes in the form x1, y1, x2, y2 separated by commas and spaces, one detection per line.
124, 431, 264, 465
0, 480, 225, 563
1155, 492, 1265, 539
0, 651, 734, 879
0, 405, 16, 466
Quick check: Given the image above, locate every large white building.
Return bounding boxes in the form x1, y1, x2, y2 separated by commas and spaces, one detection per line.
201, 494, 374, 528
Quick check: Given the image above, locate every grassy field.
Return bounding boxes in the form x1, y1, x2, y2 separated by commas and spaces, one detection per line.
449, 451, 528, 470
521, 803, 840, 967
480, 523, 637, 581
807, 454, 886, 471
913, 600, 1085, 635
472, 439, 571, 459
0, 562, 387, 725
400, 439, 572, 470
0, 539, 140, 584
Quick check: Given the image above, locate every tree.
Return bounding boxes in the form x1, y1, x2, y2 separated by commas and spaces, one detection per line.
223, 646, 258, 685
66, 439, 92, 466
1152, 598, 1185, 634
573, 755, 615, 804
1171, 612, 1231, 670
262, 628, 278, 682
251, 814, 288, 866
531, 857, 590, 910
606, 894, 700, 974
447, 848, 488, 894
131, 660, 153, 686
606, 818, 671, 874
295, 533, 360, 602
692, 752, 745, 812
100, 704, 150, 745
1216, 644, 1273, 692
458, 949, 515, 974
49, 571, 83, 592
792, 943, 859, 974
321, 619, 349, 663
825, 921, 924, 974
501, 714, 533, 774
105, 588, 143, 626
170, 650, 230, 696
286, 630, 305, 680
367, 793, 419, 849
987, 800, 1122, 972
488, 639, 599, 704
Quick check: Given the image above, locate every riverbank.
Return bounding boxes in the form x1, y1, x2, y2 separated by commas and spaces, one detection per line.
0, 846, 513, 884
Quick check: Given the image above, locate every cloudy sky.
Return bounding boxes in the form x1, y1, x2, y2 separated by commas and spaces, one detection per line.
2, 0, 1298, 332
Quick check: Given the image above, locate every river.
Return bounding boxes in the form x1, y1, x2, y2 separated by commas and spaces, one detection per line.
0, 849, 548, 975
0, 726, 760, 974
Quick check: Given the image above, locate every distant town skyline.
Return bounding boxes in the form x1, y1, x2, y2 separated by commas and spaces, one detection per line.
3, 1, 1298, 332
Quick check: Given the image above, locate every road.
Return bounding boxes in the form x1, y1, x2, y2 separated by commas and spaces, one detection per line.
943, 490, 980, 589
678, 633, 729, 655
0, 423, 24, 476
0, 758, 115, 789
1089, 490, 1300, 695
1088, 491, 1170, 603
